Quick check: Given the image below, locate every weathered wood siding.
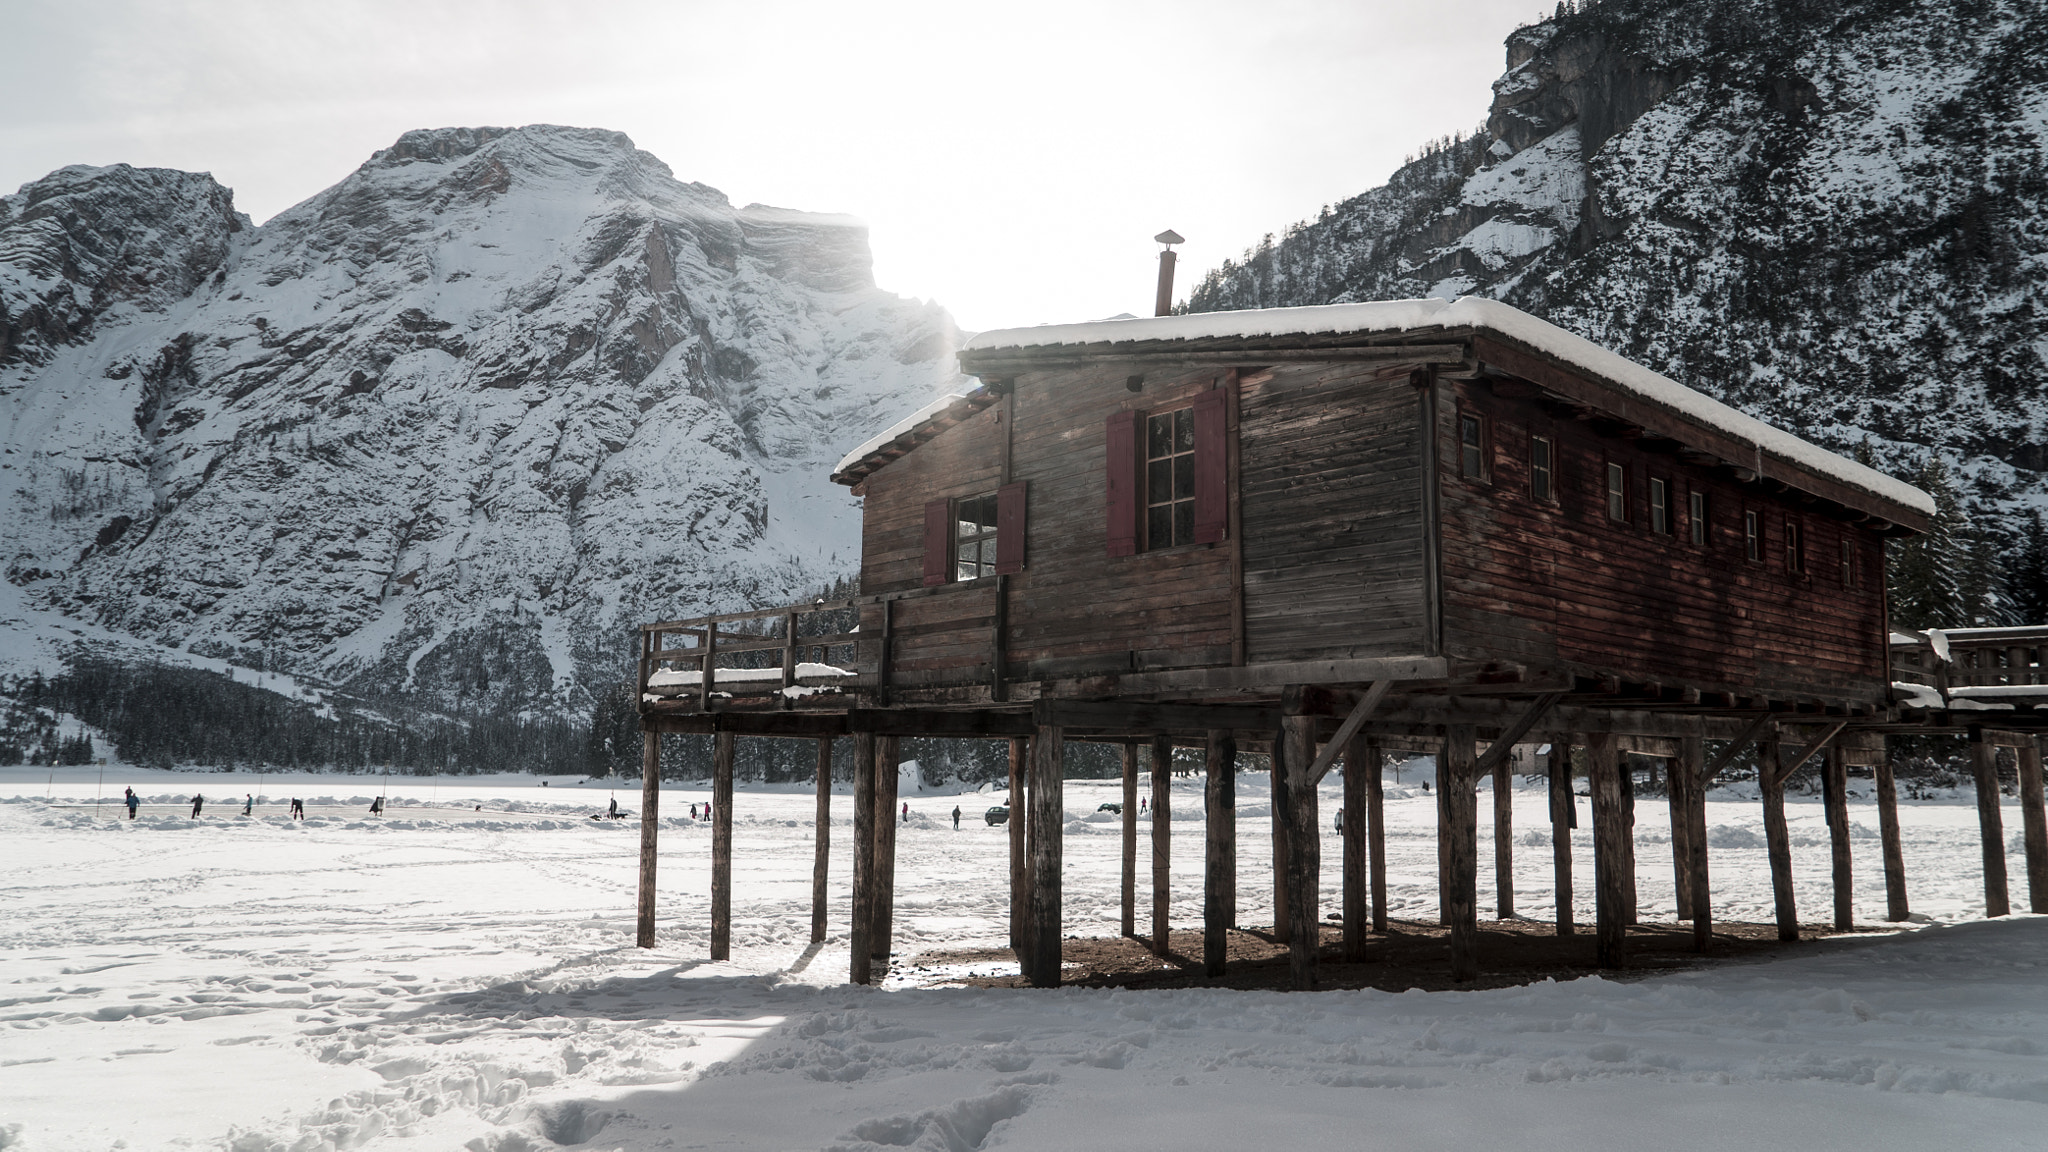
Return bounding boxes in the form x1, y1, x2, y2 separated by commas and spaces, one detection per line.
1435, 375, 1891, 699
1239, 364, 1428, 663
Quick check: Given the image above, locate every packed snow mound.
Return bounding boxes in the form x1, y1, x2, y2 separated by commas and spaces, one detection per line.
0, 124, 964, 714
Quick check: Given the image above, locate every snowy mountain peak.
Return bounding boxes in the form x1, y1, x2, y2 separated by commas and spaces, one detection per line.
1, 126, 961, 730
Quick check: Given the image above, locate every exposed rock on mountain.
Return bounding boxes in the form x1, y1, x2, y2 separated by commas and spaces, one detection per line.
1, 125, 960, 722
1189, 0, 2047, 559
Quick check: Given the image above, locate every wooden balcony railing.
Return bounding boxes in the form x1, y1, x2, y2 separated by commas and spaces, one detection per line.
1890, 625, 2048, 691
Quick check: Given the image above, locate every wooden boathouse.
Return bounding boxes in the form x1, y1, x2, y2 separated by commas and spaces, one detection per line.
631, 297, 2048, 989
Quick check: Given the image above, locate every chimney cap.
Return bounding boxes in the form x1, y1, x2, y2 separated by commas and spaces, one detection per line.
1154, 229, 1184, 247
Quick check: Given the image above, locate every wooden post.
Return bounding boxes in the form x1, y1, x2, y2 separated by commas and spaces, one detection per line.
1027, 724, 1064, 987
1341, 729, 1370, 961
1619, 757, 1638, 925
1492, 751, 1515, 919
1008, 737, 1027, 954
1667, 753, 1693, 922
874, 735, 901, 959
811, 736, 831, 945
1550, 740, 1575, 936
850, 731, 876, 984
1442, 724, 1479, 982
1280, 712, 1320, 989
2021, 738, 2048, 914
1875, 747, 1910, 921
1368, 737, 1388, 932
1204, 729, 1236, 977
1587, 733, 1626, 968
1270, 733, 1290, 943
1824, 744, 1853, 931
636, 729, 661, 948
711, 731, 734, 961
1970, 731, 2011, 917
1759, 736, 1799, 942
1151, 735, 1173, 957
1121, 743, 1138, 937
1679, 736, 1711, 952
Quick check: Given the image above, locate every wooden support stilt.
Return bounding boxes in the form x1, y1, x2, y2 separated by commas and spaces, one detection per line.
711, 731, 734, 961
2021, 738, 2048, 915
1008, 737, 1027, 954
1679, 736, 1711, 952
1970, 731, 2011, 918
1368, 737, 1389, 933
1204, 730, 1236, 977
1824, 743, 1853, 931
1550, 740, 1575, 937
1619, 758, 1639, 925
1667, 754, 1693, 922
1281, 710, 1320, 989
1121, 743, 1138, 938
811, 737, 831, 945
636, 730, 661, 948
874, 735, 901, 959
1876, 747, 1910, 921
1341, 729, 1370, 961
1759, 736, 1800, 942
1587, 732, 1626, 968
1026, 724, 1064, 987
1492, 752, 1514, 919
1151, 734, 1173, 957
850, 731, 876, 984
1442, 724, 1480, 982
1271, 730, 1291, 943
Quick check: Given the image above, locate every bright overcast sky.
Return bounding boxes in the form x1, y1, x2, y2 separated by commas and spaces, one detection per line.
3, 0, 1549, 332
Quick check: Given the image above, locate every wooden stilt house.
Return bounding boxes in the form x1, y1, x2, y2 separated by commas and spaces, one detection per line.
633, 297, 1995, 989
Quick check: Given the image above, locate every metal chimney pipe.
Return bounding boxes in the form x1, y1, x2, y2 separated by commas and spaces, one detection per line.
1153, 230, 1183, 316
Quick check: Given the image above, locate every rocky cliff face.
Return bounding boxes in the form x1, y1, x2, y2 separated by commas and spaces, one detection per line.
1, 125, 960, 719
1189, 0, 2048, 540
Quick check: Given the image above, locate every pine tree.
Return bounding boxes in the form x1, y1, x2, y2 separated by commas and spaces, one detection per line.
2007, 511, 2048, 625
1888, 456, 1967, 629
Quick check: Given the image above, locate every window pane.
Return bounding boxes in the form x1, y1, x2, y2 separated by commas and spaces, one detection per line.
1174, 407, 1195, 452
1650, 479, 1668, 534
1690, 492, 1706, 545
1173, 501, 1194, 547
1147, 413, 1171, 460
1173, 452, 1195, 500
1607, 463, 1626, 521
1147, 505, 1173, 551
1147, 458, 1173, 505
1531, 437, 1551, 501
956, 560, 977, 581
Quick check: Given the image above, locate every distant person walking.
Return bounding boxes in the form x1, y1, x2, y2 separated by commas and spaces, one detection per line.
901, 801, 909, 824
125, 788, 138, 819
952, 805, 961, 830
608, 797, 619, 819
369, 796, 384, 816
243, 794, 253, 816
290, 798, 304, 820
190, 794, 204, 818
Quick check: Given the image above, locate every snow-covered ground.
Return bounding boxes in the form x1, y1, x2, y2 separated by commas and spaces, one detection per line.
2, 762, 2043, 1150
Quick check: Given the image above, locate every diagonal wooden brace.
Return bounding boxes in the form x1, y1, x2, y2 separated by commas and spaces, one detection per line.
1702, 713, 1777, 787
1309, 680, 1394, 785
1770, 719, 1848, 789
1475, 693, 1565, 778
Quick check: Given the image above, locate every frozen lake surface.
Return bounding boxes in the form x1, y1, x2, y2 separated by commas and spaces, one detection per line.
2, 762, 2043, 1150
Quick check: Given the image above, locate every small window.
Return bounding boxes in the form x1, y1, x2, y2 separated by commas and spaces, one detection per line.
1145, 408, 1196, 550
954, 494, 999, 580
1459, 414, 1487, 481
1744, 510, 1762, 561
1785, 519, 1804, 574
1688, 490, 1707, 546
1839, 538, 1855, 586
1649, 477, 1671, 535
1530, 436, 1553, 502
1606, 462, 1628, 523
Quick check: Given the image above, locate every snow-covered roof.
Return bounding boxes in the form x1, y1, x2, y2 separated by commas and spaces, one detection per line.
832, 388, 996, 482
962, 297, 1933, 519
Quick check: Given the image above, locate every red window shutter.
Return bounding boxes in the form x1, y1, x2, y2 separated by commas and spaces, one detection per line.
921, 499, 950, 586
1191, 388, 1229, 544
1105, 411, 1138, 556
994, 481, 1027, 574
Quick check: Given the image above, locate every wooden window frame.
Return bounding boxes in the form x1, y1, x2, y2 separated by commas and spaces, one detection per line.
1785, 516, 1805, 576
953, 492, 1000, 582
1108, 390, 1227, 558
1688, 489, 1707, 547
1743, 509, 1762, 563
1648, 476, 1672, 536
1530, 434, 1554, 502
1144, 404, 1198, 551
1605, 461, 1629, 525
1458, 411, 1489, 483
1839, 535, 1855, 587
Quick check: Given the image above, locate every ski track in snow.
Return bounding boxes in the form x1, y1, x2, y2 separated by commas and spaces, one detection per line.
1, 765, 2044, 1150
